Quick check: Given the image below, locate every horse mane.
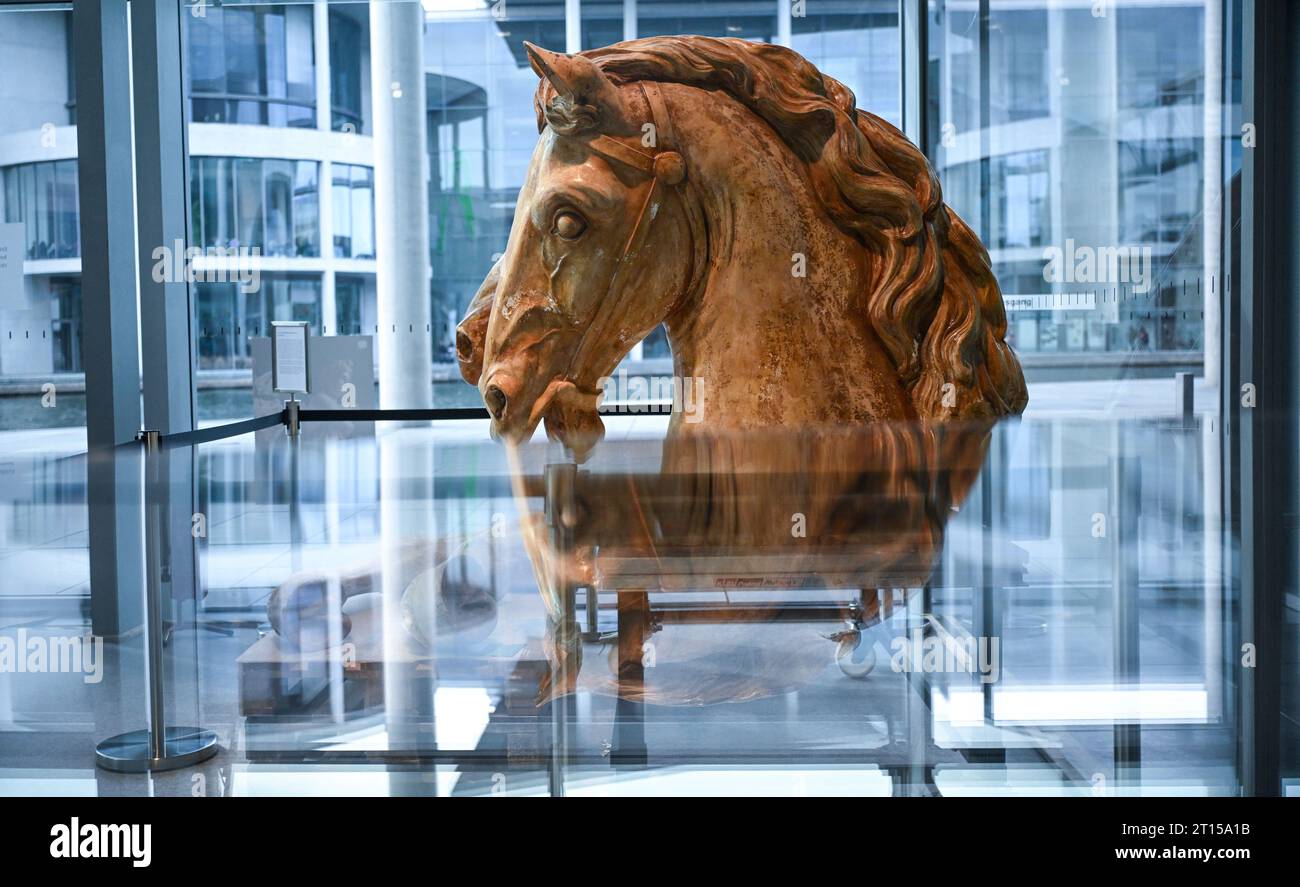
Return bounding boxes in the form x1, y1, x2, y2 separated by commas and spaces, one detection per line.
536, 36, 1027, 419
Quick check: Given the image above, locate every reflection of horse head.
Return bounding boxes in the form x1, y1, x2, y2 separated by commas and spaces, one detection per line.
603, 422, 995, 584
529, 420, 999, 706
458, 36, 1027, 457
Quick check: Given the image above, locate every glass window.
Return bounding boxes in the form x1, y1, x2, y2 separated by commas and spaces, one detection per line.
196, 273, 322, 370
191, 156, 320, 257
335, 274, 368, 335
263, 159, 295, 255
791, 0, 901, 127
332, 162, 375, 259
234, 157, 264, 248
2, 160, 81, 260
49, 276, 82, 374
424, 2, 562, 366
188, 4, 317, 129
271, 274, 323, 328
329, 7, 366, 133
0, 5, 84, 449
294, 160, 321, 257
636, 0, 776, 43
927, 1, 1215, 360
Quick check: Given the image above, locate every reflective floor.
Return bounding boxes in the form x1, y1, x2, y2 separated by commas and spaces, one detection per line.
0, 413, 1258, 795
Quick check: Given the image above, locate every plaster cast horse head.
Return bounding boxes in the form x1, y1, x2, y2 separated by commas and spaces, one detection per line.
455, 36, 1028, 702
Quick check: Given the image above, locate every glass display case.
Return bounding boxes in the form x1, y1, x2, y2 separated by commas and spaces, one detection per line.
0, 410, 1246, 796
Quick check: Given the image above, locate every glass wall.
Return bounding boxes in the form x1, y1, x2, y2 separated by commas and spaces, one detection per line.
335, 273, 371, 335
634, 0, 777, 43
0, 3, 89, 626
186, 3, 376, 421
0, 4, 86, 440
48, 276, 81, 374
793, 1, 901, 126
926, 0, 1223, 369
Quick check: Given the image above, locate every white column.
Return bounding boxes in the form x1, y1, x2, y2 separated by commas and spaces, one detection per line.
1200, 0, 1223, 719
313, 1, 337, 336
319, 160, 336, 332
370, 1, 432, 408
776, 0, 792, 48
1202, 0, 1222, 389
314, 0, 331, 132
623, 0, 636, 42
566, 0, 581, 53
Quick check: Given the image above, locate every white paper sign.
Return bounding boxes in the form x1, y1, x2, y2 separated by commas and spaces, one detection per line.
251, 335, 375, 441
272, 321, 310, 393
0, 223, 24, 309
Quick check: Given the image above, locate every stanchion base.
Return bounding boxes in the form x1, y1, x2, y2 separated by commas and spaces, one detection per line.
95, 727, 219, 773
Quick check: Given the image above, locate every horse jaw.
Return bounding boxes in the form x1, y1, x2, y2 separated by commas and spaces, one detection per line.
541, 381, 605, 463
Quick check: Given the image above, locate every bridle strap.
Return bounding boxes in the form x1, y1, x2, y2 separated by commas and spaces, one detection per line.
582, 132, 657, 177
642, 82, 678, 159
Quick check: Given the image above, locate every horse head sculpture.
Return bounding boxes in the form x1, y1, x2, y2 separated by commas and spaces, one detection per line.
458, 36, 1027, 457
262, 39, 1030, 710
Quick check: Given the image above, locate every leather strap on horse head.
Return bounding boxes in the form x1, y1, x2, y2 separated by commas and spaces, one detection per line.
561, 81, 689, 390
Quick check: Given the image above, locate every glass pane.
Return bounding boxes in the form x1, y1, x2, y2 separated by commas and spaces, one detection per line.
263, 158, 294, 256
293, 160, 320, 257
0, 4, 87, 450
0, 8, 94, 668
926, 0, 1221, 362
188, 4, 370, 422
792, 0, 900, 127
188, 4, 318, 128
37, 416, 1227, 795
637, 0, 777, 42
329, 9, 365, 133
426, 0, 554, 394
349, 164, 374, 259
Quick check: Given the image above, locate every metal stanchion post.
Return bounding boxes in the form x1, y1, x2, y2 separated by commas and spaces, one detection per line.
285, 396, 301, 439
545, 462, 578, 796
1111, 444, 1143, 787
95, 430, 220, 772
287, 400, 303, 574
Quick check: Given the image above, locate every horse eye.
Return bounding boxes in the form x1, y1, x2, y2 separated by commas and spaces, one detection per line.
553, 211, 587, 240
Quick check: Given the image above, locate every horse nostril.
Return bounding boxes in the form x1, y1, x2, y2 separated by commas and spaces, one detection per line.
485, 385, 507, 421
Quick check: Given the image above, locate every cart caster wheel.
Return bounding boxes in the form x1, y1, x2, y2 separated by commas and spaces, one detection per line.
834, 629, 876, 679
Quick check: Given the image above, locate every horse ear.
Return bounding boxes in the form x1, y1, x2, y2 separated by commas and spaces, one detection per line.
524, 41, 632, 132
524, 42, 572, 94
